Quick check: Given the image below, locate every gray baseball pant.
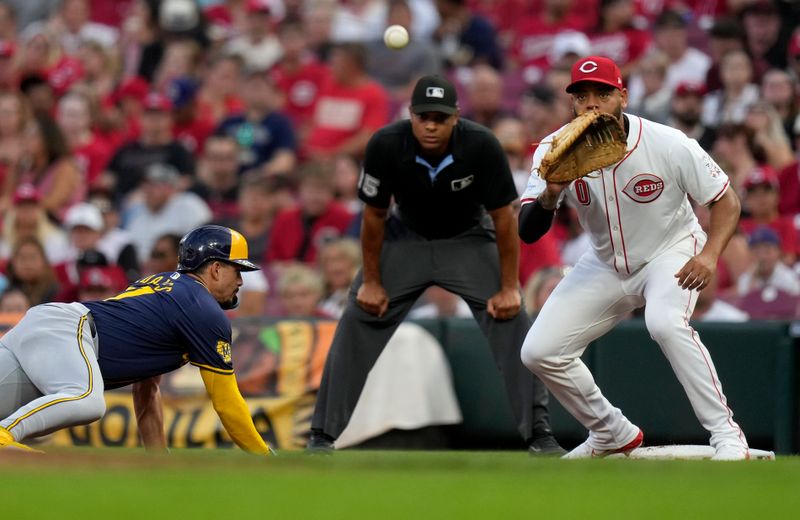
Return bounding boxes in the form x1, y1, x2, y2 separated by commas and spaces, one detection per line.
312, 224, 553, 442
0, 302, 105, 441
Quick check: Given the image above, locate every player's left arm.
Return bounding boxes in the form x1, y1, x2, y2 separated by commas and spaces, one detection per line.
488, 204, 522, 320
132, 375, 167, 452
675, 187, 741, 291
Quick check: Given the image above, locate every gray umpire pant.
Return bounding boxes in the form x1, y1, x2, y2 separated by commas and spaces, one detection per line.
0, 302, 105, 441
312, 223, 553, 443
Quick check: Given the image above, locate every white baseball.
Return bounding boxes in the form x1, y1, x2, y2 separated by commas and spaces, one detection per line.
383, 25, 409, 50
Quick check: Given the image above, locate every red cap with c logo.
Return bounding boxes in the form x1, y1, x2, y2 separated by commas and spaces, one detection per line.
566, 56, 624, 93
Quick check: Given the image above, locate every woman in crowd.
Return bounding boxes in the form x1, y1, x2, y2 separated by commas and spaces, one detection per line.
3, 236, 60, 306
17, 114, 83, 222
0, 92, 33, 212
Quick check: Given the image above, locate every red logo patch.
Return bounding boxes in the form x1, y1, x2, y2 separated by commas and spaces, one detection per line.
622, 174, 664, 203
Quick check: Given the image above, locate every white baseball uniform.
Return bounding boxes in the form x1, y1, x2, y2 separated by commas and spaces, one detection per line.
520, 114, 748, 451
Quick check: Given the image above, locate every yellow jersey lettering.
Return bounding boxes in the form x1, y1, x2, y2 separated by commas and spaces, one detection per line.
107, 286, 155, 301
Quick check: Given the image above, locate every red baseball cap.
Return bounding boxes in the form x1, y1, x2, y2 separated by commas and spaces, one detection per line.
0, 40, 15, 59
566, 56, 624, 93
674, 82, 706, 97
79, 265, 128, 292
246, 0, 271, 13
80, 266, 114, 289
744, 166, 779, 191
143, 92, 173, 112
113, 77, 150, 104
12, 184, 40, 205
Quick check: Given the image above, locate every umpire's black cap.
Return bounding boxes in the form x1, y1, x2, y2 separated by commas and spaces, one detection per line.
411, 75, 458, 115
177, 225, 259, 272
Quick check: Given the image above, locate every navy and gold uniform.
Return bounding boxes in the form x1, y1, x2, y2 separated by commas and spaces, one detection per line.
0, 225, 271, 454
84, 272, 233, 389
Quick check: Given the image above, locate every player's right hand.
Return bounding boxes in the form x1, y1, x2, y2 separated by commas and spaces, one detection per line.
539, 182, 570, 210
357, 282, 389, 317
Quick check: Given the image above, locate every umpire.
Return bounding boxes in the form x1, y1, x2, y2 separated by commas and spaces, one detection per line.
308, 75, 564, 455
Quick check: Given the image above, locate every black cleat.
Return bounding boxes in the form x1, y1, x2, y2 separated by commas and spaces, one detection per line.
528, 433, 567, 457
306, 429, 335, 455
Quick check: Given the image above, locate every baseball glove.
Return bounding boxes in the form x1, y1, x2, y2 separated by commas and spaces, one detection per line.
537, 112, 627, 183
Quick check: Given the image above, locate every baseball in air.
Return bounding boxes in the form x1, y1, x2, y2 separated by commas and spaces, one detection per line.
383, 25, 409, 49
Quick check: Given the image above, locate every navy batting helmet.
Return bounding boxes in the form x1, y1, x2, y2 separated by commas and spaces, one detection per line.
177, 225, 259, 273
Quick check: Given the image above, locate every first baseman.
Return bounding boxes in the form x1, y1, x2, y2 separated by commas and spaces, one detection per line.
0, 225, 272, 455
518, 56, 749, 460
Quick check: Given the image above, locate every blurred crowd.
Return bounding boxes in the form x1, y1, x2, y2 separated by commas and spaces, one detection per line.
0, 0, 798, 321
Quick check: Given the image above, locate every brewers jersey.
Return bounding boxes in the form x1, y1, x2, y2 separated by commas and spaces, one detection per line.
84, 272, 233, 389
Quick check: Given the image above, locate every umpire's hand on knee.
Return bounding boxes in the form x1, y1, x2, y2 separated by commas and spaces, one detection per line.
357, 282, 389, 317
487, 289, 521, 321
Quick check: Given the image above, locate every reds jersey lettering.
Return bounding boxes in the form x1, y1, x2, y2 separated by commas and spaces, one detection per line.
522, 115, 729, 274
623, 173, 664, 203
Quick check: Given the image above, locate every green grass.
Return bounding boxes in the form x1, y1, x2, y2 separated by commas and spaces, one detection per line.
2, 450, 798, 519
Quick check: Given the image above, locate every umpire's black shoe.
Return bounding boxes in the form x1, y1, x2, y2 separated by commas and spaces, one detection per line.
306, 429, 335, 455
528, 433, 567, 457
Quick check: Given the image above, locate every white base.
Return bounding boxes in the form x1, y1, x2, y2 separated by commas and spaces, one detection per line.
605, 445, 775, 460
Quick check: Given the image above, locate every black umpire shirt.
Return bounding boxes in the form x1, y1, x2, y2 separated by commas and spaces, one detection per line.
360, 118, 518, 240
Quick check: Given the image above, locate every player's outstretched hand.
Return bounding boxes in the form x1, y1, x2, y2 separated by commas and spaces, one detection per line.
357, 281, 389, 317
487, 288, 521, 321
674, 252, 716, 291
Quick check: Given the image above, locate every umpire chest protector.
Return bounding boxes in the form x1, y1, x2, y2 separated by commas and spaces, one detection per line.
360, 119, 518, 240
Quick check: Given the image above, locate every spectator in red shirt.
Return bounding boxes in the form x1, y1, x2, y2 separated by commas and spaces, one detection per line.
56, 91, 112, 188
739, 166, 797, 264
104, 76, 150, 148
304, 42, 389, 160
267, 161, 354, 265
508, 0, 587, 85
272, 18, 331, 138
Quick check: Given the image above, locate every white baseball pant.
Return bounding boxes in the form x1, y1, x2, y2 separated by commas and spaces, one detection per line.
521, 236, 748, 451
0, 302, 105, 441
